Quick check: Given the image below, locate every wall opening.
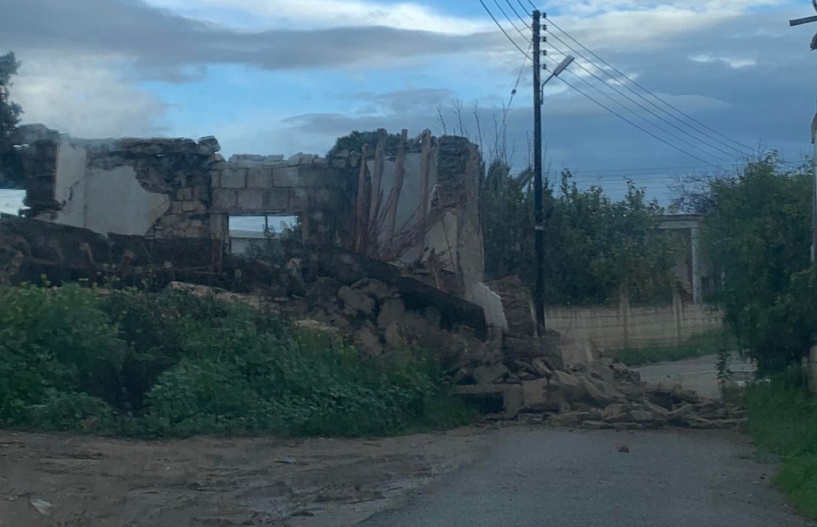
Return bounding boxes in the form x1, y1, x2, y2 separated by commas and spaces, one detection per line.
228, 214, 300, 256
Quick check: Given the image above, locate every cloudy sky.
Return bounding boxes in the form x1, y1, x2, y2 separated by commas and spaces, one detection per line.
3, 0, 817, 199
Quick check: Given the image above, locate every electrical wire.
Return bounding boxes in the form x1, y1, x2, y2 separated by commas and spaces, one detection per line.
545, 18, 755, 155
546, 56, 731, 164
542, 56, 719, 166
478, 0, 532, 58
504, 0, 532, 29
491, 0, 530, 39
508, 41, 532, 108
546, 29, 750, 158
547, 44, 741, 163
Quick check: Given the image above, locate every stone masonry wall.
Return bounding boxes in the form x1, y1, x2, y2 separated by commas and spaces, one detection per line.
210, 151, 361, 244
82, 136, 220, 238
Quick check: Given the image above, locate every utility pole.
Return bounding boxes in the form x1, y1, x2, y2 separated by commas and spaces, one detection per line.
789, 3, 817, 261
532, 9, 546, 336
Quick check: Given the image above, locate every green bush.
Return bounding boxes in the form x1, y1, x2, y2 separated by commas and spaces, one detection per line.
745, 371, 817, 519
0, 283, 124, 424
0, 283, 471, 437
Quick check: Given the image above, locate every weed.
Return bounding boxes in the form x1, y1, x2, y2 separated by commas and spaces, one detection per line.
612, 329, 736, 366
0, 283, 471, 438
745, 370, 817, 519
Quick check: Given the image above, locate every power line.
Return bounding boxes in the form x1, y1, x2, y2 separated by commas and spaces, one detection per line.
545, 29, 749, 159
491, 0, 530, 39
504, 0, 532, 29
508, 41, 532, 107
546, 56, 731, 164
542, 57, 719, 166
547, 42, 744, 163
545, 17, 756, 155
478, 0, 532, 58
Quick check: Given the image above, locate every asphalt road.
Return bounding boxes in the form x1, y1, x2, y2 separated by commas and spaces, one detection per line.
637, 354, 755, 399
357, 428, 812, 527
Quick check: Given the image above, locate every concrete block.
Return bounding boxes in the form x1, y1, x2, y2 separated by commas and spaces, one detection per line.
236, 189, 263, 211
212, 189, 237, 211
210, 169, 221, 188
263, 189, 290, 211
220, 168, 247, 189
298, 168, 332, 187
273, 166, 299, 187
176, 187, 193, 201
314, 188, 339, 207
288, 188, 310, 210
247, 167, 273, 189
193, 186, 209, 200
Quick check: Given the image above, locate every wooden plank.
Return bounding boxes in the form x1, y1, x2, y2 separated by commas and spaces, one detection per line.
353, 144, 368, 252
419, 130, 432, 248
385, 129, 408, 244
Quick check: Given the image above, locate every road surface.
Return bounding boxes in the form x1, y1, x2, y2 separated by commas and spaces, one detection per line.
358, 428, 812, 527
637, 354, 754, 399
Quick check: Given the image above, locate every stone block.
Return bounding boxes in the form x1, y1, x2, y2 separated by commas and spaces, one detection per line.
220, 168, 247, 189
288, 188, 310, 211
176, 187, 193, 200
522, 378, 549, 410
298, 168, 331, 187
247, 168, 273, 189
273, 166, 299, 187
212, 189, 237, 211
236, 189, 263, 211
263, 189, 290, 211
181, 200, 198, 212
315, 188, 339, 208
210, 169, 221, 188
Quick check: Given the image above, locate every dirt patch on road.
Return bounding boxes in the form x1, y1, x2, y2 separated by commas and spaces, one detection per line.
0, 428, 493, 527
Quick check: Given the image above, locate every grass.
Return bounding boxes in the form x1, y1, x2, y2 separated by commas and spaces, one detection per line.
610, 329, 735, 366
745, 370, 817, 520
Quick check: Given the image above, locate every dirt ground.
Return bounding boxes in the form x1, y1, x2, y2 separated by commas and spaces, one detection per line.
0, 427, 495, 527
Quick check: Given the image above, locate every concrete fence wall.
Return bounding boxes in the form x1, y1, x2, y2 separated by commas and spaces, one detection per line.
547, 297, 723, 365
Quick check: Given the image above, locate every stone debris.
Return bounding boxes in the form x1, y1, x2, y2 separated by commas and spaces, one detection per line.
216, 269, 743, 431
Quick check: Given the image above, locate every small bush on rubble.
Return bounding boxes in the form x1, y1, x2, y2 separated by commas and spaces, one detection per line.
0, 282, 470, 437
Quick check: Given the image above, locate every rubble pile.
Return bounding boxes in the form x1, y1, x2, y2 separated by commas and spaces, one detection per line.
174, 266, 744, 431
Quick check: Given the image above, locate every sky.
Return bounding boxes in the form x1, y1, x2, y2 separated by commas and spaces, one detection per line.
3, 0, 817, 200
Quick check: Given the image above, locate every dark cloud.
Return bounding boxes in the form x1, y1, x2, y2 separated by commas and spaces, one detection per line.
1, 0, 504, 80
274, 12, 817, 201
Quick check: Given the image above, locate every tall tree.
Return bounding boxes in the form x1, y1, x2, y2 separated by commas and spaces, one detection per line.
0, 52, 22, 187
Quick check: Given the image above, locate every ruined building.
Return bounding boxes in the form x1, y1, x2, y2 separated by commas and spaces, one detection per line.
7, 124, 499, 310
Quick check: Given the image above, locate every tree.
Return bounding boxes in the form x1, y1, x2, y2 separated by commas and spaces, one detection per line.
481, 164, 678, 306
0, 51, 22, 187
690, 152, 815, 374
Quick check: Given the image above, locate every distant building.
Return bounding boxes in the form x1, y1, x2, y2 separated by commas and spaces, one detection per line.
658, 214, 713, 305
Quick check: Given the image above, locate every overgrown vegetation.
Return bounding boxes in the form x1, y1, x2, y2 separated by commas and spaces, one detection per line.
745, 372, 817, 519
0, 282, 471, 437
481, 163, 678, 305
676, 153, 815, 375
0, 51, 22, 187
611, 329, 735, 366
